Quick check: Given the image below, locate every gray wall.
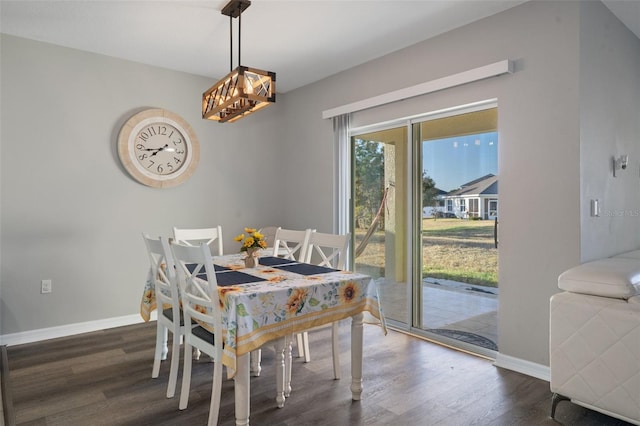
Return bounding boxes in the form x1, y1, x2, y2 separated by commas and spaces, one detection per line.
2, 0, 639, 371
0, 36, 285, 334
579, 1, 640, 261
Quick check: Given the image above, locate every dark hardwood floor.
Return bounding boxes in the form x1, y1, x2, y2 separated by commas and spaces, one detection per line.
5, 321, 631, 425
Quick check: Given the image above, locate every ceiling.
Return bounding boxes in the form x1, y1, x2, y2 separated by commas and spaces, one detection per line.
1, 0, 639, 94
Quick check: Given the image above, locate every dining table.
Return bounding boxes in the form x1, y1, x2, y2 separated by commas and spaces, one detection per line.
140, 252, 385, 426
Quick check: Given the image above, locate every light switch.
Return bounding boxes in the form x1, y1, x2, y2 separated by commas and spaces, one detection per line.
590, 199, 600, 217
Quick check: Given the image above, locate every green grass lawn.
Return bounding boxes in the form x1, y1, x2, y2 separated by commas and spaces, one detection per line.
422, 218, 497, 287
355, 218, 498, 288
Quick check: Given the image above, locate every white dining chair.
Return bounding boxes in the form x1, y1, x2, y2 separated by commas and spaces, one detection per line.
173, 226, 224, 362
272, 227, 313, 261
171, 241, 224, 426
173, 226, 224, 256
142, 233, 186, 398
267, 227, 316, 365
301, 231, 350, 379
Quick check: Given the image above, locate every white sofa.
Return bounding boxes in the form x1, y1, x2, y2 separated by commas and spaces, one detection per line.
550, 250, 640, 424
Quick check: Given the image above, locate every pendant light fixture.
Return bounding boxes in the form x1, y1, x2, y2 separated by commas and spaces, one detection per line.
202, 0, 276, 123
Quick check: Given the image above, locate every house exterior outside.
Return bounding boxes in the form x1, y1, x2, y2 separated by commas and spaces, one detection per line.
422, 188, 449, 218
443, 174, 498, 220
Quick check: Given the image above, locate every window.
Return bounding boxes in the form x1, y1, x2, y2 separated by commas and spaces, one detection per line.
489, 199, 498, 217
468, 199, 479, 218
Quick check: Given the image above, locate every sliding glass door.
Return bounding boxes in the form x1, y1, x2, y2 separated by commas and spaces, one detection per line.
350, 103, 499, 356
416, 108, 499, 353
352, 126, 408, 325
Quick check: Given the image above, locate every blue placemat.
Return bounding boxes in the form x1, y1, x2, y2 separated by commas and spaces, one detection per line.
214, 270, 264, 286
185, 263, 263, 286
258, 256, 297, 266
194, 271, 263, 286
274, 263, 339, 276
186, 263, 230, 274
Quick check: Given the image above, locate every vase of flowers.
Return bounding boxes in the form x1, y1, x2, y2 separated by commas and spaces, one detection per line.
234, 228, 267, 268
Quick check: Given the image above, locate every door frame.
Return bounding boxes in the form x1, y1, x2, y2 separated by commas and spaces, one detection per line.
342, 99, 499, 357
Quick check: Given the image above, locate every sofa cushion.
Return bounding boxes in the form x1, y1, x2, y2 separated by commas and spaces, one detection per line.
558, 258, 640, 299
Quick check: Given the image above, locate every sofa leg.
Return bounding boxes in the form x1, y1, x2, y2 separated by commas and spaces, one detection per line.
551, 393, 570, 419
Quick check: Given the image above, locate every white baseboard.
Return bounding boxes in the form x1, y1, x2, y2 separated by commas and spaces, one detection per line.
494, 352, 550, 382
0, 312, 157, 347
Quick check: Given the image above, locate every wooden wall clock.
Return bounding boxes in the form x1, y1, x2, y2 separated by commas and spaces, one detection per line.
118, 108, 200, 188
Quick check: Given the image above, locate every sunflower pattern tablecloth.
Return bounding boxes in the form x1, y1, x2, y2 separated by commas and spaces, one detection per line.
140, 254, 385, 372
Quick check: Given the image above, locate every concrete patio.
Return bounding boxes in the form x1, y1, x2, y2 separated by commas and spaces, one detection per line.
377, 277, 498, 351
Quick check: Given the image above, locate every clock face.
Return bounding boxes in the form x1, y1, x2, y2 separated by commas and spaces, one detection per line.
132, 121, 188, 176
118, 109, 199, 188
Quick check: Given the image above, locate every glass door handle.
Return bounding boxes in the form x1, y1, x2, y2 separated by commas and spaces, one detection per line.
494, 218, 498, 249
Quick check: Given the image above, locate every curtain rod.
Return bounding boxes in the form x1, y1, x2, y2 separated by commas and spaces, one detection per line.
322, 60, 514, 120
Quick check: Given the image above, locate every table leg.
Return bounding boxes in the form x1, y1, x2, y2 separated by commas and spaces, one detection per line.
161, 326, 169, 360
285, 334, 292, 397
273, 336, 287, 408
234, 353, 250, 426
250, 349, 262, 377
351, 312, 364, 401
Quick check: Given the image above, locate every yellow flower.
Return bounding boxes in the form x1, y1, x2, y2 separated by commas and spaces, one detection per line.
237, 227, 266, 252
286, 288, 307, 315
338, 281, 359, 304
268, 275, 285, 283
218, 286, 241, 308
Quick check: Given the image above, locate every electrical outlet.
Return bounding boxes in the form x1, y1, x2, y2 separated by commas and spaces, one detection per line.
41, 279, 52, 294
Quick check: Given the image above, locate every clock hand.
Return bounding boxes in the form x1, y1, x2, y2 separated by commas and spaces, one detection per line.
151, 144, 177, 155
149, 145, 169, 157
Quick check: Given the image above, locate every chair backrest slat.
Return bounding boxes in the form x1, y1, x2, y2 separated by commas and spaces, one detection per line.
173, 226, 224, 256
142, 233, 180, 322
305, 232, 350, 269
171, 242, 223, 349
272, 228, 314, 261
